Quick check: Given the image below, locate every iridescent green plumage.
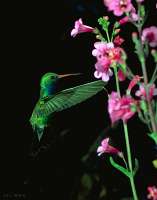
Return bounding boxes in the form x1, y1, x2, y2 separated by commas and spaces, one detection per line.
30, 72, 106, 141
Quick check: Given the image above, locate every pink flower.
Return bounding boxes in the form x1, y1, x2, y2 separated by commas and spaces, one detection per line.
135, 84, 157, 100
108, 92, 136, 123
94, 58, 113, 82
103, 0, 133, 16
92, 42, 114, 82
71, 18, 94, 37
92, 42, 123, 64
142, 26, 157, 47
97, 137, 122, 156
147, 186, 157, 200
92, 42, 114, 60
92, 42, 125, 82
127, 75, 142, 91
130, 7, 139, 21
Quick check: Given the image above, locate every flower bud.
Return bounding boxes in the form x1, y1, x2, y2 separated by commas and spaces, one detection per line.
132, 32, 138, 43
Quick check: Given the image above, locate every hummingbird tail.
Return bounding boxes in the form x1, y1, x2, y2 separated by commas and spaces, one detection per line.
30, 113, 47, 141
36, 127, 45, 141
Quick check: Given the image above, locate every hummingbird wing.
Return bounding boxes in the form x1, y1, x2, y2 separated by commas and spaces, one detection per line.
42, 80, 106, 116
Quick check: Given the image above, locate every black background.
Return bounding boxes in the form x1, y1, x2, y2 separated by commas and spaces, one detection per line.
1, 0, 157, 199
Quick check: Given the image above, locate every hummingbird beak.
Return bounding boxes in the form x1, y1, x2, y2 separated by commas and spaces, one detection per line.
58, 73, 82, 78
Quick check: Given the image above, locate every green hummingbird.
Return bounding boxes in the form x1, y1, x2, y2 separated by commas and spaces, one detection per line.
30, 72, 106, 141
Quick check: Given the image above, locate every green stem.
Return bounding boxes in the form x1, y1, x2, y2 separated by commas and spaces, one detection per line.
114, 68, 138, 200
150, 64, 157, 83
123, 123, 138, 200
93, 28, 106, 42
105, 29, 110, 42
114, 67, 121, 96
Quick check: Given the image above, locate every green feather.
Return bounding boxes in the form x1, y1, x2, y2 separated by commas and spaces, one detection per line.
30, 80, 106, 141
43, 80, 106, 116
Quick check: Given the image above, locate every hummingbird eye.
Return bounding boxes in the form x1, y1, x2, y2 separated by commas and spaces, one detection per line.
51, 74, 58, 80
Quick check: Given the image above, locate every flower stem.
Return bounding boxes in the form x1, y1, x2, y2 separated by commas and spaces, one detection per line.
106, 29, 111, 42
114, 68, 138, 200
93, 28, 106, 42
123, 123, 138, 200
114, 67, 121, 97
150, 64, 157, 83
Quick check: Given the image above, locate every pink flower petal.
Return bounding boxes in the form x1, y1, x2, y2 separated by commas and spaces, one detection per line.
71, 18, 94, 37
71, 29, 78, 37
97, 137, 121, 156
94, 71, 103, 78
104, 0, 133, 16
101, 138, 109, 147
102, 73, 110, 82
142, 26, 157, 47
108, 92, 136, 123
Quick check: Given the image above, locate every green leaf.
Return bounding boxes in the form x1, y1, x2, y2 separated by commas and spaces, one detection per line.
132, 33, 143, 61
130, 104, 137, 113
114, 21, 120, 28
98, 17, 110, 30
148, 132, 157, 144
151, 50, 157, 63
121, 50, 127, 61
139, 5, 145, 18
117, 51, 127, 74
140, 100, 148, 113
109, 156, 131, 178
119, 63, 126, 74
152, 159, 157, 169
133, 158, 139, 177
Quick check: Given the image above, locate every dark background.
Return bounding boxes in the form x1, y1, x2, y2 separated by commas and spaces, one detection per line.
1, 0, 157, 199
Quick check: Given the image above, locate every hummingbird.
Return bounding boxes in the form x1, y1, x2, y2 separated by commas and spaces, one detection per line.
30, 72, 106, 141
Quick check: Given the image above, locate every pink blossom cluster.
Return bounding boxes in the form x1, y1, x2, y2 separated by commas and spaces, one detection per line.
70, 2, 157, 199
103, 0, 140, 21
92, 42, 114, 81
103, 0, 133, 16
92, 42, 125, 82
108, 92, 136, 123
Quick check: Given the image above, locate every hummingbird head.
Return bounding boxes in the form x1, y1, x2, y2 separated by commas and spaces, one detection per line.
40, 72, 81, 98
40, 72, 58, 88
40, 72, 81, 88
